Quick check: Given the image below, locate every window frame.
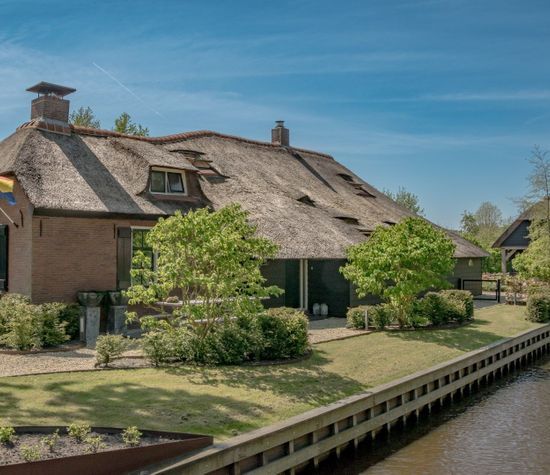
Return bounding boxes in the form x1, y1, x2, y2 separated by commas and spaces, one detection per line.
131, 227, 157, 285
149, 167, 188, 196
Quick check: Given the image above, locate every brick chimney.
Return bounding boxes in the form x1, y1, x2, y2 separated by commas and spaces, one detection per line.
25, 82, 76, 135
271, 120, 289, 146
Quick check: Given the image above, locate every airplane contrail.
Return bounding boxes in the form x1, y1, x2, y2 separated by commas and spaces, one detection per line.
92, 62, 164, 118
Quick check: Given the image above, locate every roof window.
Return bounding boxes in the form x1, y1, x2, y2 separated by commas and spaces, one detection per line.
150, 167, 187, 195
297, 195, 316, 207
335, 216, 360, 225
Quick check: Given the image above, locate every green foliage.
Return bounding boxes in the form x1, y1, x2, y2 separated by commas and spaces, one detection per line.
368, 304, 395, 329
69, 106, 101, 128
342, 217, 455, 327
0, 295, 72, 350
126, 204, 281, 339
56, 304, 81, 340
38, 303, 70, 347
122, 426, 142, 446
95, 334, 128, 366
67, 423, 91, 442
113, 112, 149, 136
0, 426, 16, 445
0, 300, 42, 350
346, 306, 368, 329
382, 186, 424, 215
41, 429, 60, 452
20, 444, 42, 462
141, 308, 308, 366
440, 290, 474, 320
514, 222, 550, 283
84, 435, 106, 453
526, 289, 550, 322
257, 308, 309, 360
414, 290, 474, 325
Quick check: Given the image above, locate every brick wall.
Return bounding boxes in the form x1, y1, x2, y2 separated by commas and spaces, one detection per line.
31, 216, 156, 303
0, 182, 33, 296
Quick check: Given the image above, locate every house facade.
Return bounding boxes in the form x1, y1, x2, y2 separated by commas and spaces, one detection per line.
0, 83, 488, 315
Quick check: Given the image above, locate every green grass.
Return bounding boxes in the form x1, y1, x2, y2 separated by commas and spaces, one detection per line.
0, 305, 541, 440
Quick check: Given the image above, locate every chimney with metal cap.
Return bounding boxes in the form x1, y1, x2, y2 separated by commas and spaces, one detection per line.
25, 82, 76, 135
271, 120, 289, 146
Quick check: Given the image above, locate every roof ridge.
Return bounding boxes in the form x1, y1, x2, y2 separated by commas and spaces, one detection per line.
66, 125, 334, 159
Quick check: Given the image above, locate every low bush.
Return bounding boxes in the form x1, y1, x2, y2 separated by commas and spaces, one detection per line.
369, 304, 394, 330
526, 290, 550, 323
0, 426, 16, 445
39, 303, 70, 347
20, 444, 42, 462
142, 307, 309, 366
41, 429, 60, 452
257, 308, 309, 360
414, 290, 474, 326
440, 290, 474, 321
346, 306, 368, 329
95, 334, 128, 366
67, 423, 91, 443
122, 426, 142, 447
0, 294, 74, 350
0, 300, 42, 350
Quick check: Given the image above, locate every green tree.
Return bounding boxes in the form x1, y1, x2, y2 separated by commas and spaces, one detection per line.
341, 217, 455, 327
125, 204, 281, 338
460, 211, 479, 236
383, 186, 424, 215
514, 147, 550, 282
69, 106, 101, 128
113, 112, 149, 136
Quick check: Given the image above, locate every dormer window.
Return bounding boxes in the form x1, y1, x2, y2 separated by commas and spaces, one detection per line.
150, 168, 187, 195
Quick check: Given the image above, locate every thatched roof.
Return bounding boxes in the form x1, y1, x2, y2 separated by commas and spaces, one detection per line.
0, 123, 487, 258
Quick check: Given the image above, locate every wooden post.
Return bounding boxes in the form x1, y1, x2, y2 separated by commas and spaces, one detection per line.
501, 248, 507, 274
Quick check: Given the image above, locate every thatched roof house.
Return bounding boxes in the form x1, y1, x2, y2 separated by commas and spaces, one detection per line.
0, 83, 487, 313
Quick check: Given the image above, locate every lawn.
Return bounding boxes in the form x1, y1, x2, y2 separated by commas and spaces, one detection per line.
0, 305, 541, 440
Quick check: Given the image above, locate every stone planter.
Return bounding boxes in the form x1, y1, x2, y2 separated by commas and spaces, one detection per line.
108, 291, 129, 306
77, 291, 104, 307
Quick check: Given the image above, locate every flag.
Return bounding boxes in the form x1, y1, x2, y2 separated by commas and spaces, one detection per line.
0, 176, 15, 205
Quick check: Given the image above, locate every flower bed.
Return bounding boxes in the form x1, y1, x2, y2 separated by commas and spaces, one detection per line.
0, 426, 212, 475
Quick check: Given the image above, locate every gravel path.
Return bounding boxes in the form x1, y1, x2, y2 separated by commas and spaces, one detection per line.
308, 317, 369, 344
0, 319, 366, 377
0, 346, 148, 378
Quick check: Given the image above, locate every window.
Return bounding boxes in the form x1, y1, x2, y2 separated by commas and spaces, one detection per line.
132, 229, 155, 285
150, 168, 186, 194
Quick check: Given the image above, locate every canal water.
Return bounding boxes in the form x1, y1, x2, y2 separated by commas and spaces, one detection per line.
318, 357, 550, 475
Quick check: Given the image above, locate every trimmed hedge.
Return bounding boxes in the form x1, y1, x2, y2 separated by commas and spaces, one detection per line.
346, 304, 394, 329
346, 306, 368, 329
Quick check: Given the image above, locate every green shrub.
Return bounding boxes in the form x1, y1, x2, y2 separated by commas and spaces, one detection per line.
142, 330, 177, 366
39, 303, 70, 347
0, 426, 16, 445
414, 292, 450, 326
0, 295, 73, 349
122, 426, 142, 446
526, 291, 550, 322
257, 308, 309, 360
346, 306, 368, 329
20, 444, 42, 462
84, 435, 106, 453
95, 334, 128, 366
409, 313, 430, 328
41, 429, 60, 452
368, 304, 394, 330
440, 290, 474, 320
0, 301, 42, 350
67, 423, 91, 442
54, 303, 81, 340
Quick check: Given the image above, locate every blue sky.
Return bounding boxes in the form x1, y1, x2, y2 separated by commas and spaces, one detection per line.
1, 0, 549, 227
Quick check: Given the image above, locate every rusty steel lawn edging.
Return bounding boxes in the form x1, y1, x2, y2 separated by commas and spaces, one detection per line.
138, 323, 550, 475
0, 427, 212, 475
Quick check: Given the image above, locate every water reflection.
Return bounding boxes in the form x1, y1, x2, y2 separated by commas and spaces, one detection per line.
318, 358, 550, 475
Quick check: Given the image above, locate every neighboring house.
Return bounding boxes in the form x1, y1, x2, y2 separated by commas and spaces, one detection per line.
493, 204, 538, 273
0, 83, 488, 315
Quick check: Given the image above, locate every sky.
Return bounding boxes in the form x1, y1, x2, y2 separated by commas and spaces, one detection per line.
1, 0, 549, 227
